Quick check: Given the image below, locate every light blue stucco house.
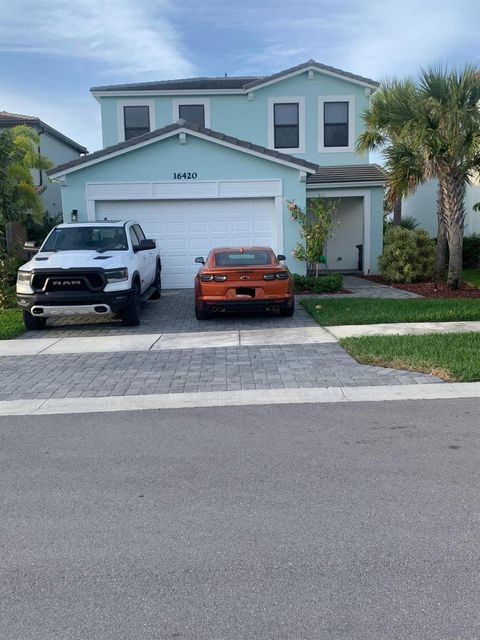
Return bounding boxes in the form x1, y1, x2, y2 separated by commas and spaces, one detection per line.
47, 60, 385, 289
0, 111, 87, 220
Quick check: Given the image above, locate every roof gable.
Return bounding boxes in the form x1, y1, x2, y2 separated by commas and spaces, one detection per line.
47, 121, 318, 178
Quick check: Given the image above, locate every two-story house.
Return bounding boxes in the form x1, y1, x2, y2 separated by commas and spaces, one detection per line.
0, 111, 87, 220
47, 60, 385, 288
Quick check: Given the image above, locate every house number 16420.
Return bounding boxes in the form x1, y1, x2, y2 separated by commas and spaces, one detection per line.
173, 172, 198, 180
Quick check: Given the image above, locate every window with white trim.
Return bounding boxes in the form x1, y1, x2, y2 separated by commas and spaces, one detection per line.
173, 98, 211, 128
268, 97, 305, 153
123, 105, 150, 140
318, 96, 355, 153
178, 104, 205, 126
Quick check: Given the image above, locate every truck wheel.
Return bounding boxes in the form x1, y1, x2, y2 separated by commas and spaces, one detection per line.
121, 283, 141, 326
280, 299, 295, 317
195, 305, 209, 320
22, 311, 47, 330
149, 264, 161, 300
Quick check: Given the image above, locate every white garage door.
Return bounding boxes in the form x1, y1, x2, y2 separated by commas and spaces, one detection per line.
96, 198, 276, 289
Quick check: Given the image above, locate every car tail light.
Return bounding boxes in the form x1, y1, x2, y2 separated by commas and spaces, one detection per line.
263, 274, 276, 280
200, 275, 214, 282
276, 272, 289, 280
213, 275, 227, 282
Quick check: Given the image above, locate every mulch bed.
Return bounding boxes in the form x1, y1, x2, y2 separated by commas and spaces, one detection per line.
359, 275, 480, 299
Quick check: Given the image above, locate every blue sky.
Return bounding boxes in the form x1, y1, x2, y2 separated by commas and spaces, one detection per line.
1, 0, 478, 152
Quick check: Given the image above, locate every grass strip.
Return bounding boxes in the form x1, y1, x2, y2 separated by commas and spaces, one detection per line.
0, 309, 24, 339
340, 332, 480, 382
302, 297, 480, 326
463, 269, 480, 288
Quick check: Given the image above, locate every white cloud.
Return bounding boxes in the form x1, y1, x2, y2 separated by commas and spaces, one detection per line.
219, 0, 478, 80
0, 0, 195, 78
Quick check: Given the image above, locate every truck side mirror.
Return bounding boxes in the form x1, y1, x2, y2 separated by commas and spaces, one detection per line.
23, 241, 39, 254
277, 254, 286, 261
195, 257, 205, 264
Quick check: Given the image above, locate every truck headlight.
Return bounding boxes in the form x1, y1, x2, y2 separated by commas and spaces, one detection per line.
104, 268, 128, 283
17, 271, 32, 284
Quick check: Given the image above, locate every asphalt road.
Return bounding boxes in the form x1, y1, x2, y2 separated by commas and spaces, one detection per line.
1, 399, 479, 640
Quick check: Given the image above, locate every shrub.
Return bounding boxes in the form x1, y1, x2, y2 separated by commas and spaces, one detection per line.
293, 273, 343, 293
462, 234, 480, 268
379, 226, 435, 283
0, 248, 21, 309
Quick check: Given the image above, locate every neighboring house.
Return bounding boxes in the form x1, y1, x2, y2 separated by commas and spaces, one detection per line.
403, 178, 480, 237
47, 60, 385, 288
0, 111, 87, 220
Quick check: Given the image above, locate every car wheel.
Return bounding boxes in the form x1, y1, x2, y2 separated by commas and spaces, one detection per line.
280, 299, 295, 317
121, 282, 141, 326
22, 311, 47, 330
149, 263, 162, 300
195, 305, 209, 320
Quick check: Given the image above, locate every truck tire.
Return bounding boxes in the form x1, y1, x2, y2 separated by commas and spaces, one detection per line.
149, 263, 162, 300
121, 283, 141, 326
22, 311, 47, 330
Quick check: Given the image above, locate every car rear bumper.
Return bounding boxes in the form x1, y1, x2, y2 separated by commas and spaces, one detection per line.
201, 298, 294, 313
17, 289, 135, 315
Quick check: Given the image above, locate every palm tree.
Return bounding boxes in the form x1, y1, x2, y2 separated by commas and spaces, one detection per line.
358, 66, 480, 289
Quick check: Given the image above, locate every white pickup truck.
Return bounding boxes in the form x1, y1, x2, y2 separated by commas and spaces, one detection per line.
16, 220, 161, 330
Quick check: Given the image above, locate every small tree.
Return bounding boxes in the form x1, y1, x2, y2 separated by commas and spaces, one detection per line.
0, 125, 52, 225
288, 198, 337, 276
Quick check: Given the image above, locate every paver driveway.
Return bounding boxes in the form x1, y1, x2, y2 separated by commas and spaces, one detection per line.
3, 284, 441, 402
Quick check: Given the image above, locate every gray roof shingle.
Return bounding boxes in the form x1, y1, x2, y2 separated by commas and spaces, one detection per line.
307, 164, 385, 185
47, 121, 318, 176
90, 59, 378, 93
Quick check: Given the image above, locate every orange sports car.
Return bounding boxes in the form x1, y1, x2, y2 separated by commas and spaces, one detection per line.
194, 247, 294, 320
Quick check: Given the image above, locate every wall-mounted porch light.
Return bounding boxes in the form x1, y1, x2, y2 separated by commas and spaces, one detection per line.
71, 209, 78, 222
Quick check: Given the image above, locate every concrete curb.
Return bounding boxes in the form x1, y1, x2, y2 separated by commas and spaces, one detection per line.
2, 382, 480, 416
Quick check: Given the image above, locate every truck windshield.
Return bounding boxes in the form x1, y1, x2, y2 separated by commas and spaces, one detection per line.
42, 226, 128, 252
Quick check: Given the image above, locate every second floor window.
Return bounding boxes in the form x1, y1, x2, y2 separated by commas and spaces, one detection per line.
178, 104, 205, 127
124, 106, 150, 140
324, 102, 349, 147
274, 103, 299, 149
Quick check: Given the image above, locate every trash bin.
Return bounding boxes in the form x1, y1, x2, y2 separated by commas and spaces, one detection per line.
356, 244, 363, 272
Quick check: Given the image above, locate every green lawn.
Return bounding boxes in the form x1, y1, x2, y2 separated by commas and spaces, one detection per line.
341, 332, 480, 382
0, 309, 24, 339
463, 269, 480, 288
302, 297, 480, 326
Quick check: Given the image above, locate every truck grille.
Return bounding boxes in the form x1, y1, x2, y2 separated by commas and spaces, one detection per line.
32, 271, 106, 292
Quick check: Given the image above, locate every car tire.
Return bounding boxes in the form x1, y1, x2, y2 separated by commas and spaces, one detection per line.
121, 282, 141, 326
149, 263, 162, 300
22, 310, 47, 330
280, 299, 295, 317
195, 305, 209, 321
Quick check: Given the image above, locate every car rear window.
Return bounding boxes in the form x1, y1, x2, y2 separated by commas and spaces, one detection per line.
214, 251, 273, 267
